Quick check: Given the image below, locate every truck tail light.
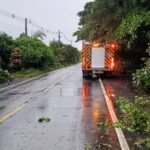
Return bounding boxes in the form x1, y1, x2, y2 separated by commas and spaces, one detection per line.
111, 58, 114, 69
111, 44, 115, 49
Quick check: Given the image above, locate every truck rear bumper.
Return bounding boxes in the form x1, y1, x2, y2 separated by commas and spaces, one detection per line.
82, 68, 113, 74
82, 68, 113, 71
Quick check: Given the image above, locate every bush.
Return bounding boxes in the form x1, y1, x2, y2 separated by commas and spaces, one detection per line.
16, 37, 55, 69
0, 69, 12, 83
49, 41, 80, 65
114, 10, 150, 70
61, 45, 80, 64
146, 43, 150, 68
133, 67, 150, 91
116, 96, 150, 132
133, 43, 150, 92
0, 33, 15, 69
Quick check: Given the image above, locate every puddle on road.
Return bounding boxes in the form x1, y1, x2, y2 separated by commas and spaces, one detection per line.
60, 88, 82, 96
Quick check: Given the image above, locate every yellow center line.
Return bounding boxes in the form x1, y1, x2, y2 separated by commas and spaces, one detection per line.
43, 84, 56, 93
59, 75, 68, 82
43, 72, 73, 93
0, 103, 27, 123
0, 72, 73, 123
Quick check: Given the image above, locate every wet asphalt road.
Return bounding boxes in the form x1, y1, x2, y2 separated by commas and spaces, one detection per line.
0, 64, 121, 150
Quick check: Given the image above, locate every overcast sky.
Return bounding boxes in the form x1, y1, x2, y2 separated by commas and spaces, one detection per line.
0, 0, 92, 50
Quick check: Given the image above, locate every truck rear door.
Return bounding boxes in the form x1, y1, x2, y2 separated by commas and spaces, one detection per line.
91, 47, 105, 68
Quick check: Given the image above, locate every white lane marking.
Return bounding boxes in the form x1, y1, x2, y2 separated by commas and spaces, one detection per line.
99, 79, 130, 150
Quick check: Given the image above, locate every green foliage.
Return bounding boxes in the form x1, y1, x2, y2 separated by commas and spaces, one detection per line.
114, 10, 150, 48
74, 0, 132, 41
146, 43, 150, 67
84, 143, 92, 150
114, 10, 150, 70
19, 32, 27, 38
75, 0, 150, 42
116, 96, 150, 132
0, 68, 11, 83
146, 138, 150, 148
60, 45, 80, 64
49, 41, 80, 65
0, 32, 15, 69
75, 0, 150, 71
97, 119, 109, 129
32, 30, 46, 40
0, 33, 80, 83
133, 68, 150, 91
11, 68, 44, 78
16, 37, 55, 69
133, 43, 150, 91
49, 41, 64, 64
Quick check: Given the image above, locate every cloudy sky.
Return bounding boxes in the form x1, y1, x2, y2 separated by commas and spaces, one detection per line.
0, 0, 92, 50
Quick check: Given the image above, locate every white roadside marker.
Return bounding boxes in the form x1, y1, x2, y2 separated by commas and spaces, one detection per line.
99, 79, 130, 150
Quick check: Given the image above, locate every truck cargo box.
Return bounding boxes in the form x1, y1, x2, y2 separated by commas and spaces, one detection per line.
82, 42, 115, 77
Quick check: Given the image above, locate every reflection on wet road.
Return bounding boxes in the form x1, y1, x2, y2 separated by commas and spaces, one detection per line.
0, 64, 121, 150
81, 79, 120, 150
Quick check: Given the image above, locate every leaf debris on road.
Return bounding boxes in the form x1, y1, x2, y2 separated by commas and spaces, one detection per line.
38, 117, 50, 123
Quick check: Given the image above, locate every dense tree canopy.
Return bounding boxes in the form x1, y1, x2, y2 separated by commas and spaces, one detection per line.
74, 0, 150, 70
74, 0, 150, 42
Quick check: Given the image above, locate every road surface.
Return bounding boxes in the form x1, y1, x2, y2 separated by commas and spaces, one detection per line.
0, 64, 121, 150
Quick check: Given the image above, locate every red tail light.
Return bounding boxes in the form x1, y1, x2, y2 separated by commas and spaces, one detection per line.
111, 58, 114, 69
111, 44, 115, 49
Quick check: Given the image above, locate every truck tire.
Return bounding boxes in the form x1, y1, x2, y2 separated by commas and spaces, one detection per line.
82, 72, 88, 78
82, 71, 92, 78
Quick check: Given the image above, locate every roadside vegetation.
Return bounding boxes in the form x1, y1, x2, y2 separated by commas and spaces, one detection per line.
74, 0, 150, 91
0, 32, 80, 83
75, 0, 150, 148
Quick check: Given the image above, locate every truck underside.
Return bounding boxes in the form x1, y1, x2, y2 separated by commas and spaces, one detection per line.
82, 69, 113, 78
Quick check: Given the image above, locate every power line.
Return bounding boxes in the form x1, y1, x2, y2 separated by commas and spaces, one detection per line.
29, 20, 58, 34
0, 20, 24, 30
0, 8, 58, 35
0, 8, 24, 22
0, 8, 75, 45
60, 32, 74, 45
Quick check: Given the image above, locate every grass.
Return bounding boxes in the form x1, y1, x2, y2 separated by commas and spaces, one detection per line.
11, 68, 45, 79
11, 64, 72, 79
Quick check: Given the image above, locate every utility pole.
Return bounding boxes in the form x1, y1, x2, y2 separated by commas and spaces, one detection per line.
25, 18, 28, 36
58, 30, 61, 46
